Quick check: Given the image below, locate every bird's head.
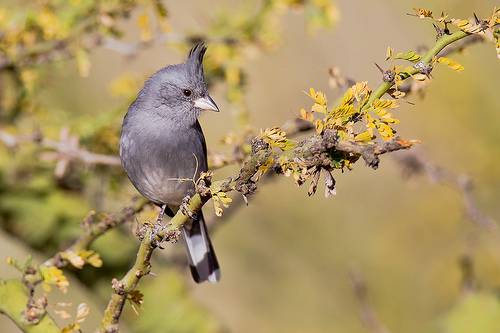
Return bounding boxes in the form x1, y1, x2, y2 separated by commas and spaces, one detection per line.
134, 42, 219, 125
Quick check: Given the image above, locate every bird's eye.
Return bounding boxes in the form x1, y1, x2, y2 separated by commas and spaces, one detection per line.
182, 89, 192, 97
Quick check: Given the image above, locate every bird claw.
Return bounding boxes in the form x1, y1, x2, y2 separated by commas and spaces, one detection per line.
147, 203, 186, 248
147, 204, 170, 248
180, 195, 197, 220
149, 223, 166, 248
150, 223, 182, 247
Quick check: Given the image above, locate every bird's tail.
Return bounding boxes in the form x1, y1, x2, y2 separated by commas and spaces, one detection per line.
182, 212, 220, 283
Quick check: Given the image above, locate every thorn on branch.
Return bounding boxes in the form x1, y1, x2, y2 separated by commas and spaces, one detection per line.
440, 12, 452, 35
473, 12, 480, 24
472, 13, 489, 31
433, 23, 445, 40
471, 12, 488, 32
374, 63, 395, 83
242, 194, 249, 205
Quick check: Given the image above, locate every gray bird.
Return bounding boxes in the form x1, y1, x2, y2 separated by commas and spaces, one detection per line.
119, 43, 220, 283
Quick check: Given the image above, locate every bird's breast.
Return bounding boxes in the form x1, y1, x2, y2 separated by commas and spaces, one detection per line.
120, 120, 207, 206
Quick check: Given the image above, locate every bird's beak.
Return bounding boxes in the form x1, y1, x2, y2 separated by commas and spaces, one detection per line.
194, 95, 219, 112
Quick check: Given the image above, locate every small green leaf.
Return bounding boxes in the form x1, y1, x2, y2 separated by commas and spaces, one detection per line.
394, 50, 421, 62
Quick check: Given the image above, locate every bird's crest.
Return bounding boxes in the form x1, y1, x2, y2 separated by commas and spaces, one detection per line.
186, 42, 207, 83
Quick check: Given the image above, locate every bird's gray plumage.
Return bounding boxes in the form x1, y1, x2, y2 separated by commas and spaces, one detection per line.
120, 43, 220, 283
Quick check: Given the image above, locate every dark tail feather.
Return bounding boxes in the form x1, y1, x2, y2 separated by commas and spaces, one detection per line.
182, 212, 220, 283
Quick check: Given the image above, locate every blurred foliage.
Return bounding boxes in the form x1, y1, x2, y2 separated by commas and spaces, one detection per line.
131, 270, 223, 333
442, 292, 500, 333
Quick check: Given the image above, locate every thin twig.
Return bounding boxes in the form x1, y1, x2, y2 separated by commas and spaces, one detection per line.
22, 198, 150, 289
350, 268, 392, 333
0, 280, 60, 333
46, 198, 149, 268
0, 128, 121, 170
395, 150, 497, 229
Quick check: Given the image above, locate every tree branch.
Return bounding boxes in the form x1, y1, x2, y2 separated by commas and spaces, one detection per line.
99, 231, 155, 333
0, 280, 60, 333
0, 128, 121, 174
395, 151, 497, 228
364, 29, 470, 110
43, 198, 149, 269
350, 268, 392, 333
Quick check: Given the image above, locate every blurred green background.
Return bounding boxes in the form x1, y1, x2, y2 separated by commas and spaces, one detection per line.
1, 0, 499, 332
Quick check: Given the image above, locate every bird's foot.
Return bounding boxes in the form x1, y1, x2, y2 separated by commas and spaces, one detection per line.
150, 222, 167, 249
155, 204, 167, 224
180, 195, 198, 220
146, 204, 169, 248
136, 222, 164, 248
149, 223, 182, 247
